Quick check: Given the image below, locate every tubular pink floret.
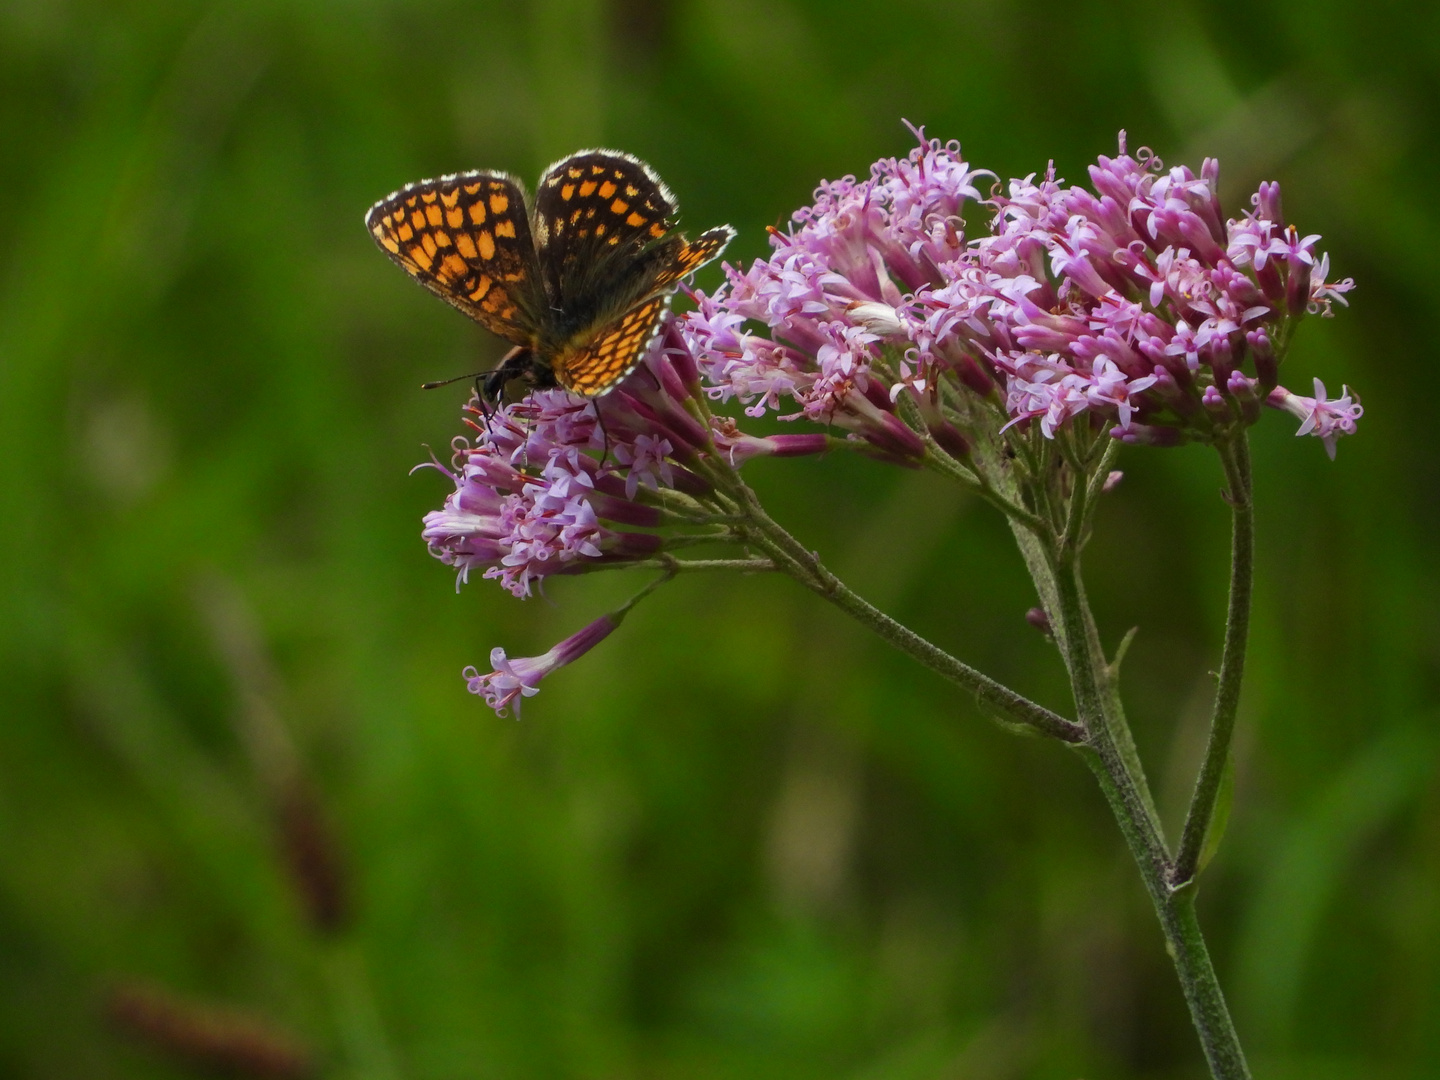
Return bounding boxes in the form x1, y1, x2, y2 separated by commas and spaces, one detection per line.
466, 613, 621, 718
1266, 379, 1364, 460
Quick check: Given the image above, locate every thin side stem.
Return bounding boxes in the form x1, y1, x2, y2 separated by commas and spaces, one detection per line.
1080, 568, 1167, 841
733, 494, 1084, 743
1080, 439, 1122, 537
1051, 441, 1166, 838
888, 387, 1007, 518
920, 438, 1048, 534
810, 564, 1084, 742
1173, 432, 1254, 887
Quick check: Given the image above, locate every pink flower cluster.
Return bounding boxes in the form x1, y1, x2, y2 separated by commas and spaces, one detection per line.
684, 129, 1358, 452
420, 323, 826, 599
684, 128, 990, 460
426, 129, 1361, 714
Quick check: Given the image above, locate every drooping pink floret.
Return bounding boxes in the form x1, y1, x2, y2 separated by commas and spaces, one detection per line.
465, 614, 620, 718
1267, 379, 1364, 460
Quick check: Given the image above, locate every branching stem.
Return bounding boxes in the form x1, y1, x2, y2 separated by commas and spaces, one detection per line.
1049, 490, 1251, 1080
1173, 432, 1254, 887
722, 476, 1084, 744
659, 426, 1255, 1079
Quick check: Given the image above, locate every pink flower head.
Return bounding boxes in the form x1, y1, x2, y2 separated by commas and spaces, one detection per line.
684, 127, 1355, 453
682, 125, 993, 461
420, 320, 826, 598
419, 437, 664, 599
922, 133, 1355, 445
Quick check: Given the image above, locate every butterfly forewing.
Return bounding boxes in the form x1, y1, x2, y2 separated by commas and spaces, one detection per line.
554, 293, 673, 396
366, 172, 546, 345
534, 151, 679, 304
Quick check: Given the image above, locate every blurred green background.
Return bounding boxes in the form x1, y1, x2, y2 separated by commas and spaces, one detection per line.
1, 0, 1435, 1077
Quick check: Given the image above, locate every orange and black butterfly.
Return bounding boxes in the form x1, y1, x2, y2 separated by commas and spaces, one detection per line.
365, 149, 733, 403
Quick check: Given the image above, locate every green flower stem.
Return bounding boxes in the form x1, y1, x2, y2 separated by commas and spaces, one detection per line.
1081, 439, 1123, 537
1050, 441, 1165, 838
694, 433, 1250, 1078
919, 438, 1048, 534
1050, 551, 1167, 875
729, 488, 1084, 744
1173, 432, 1255, 888
1054, 551, 1251, 1080
887, 381, 1047, 534
1081, 568, 1166, 839
1074, 745, 1251, 1080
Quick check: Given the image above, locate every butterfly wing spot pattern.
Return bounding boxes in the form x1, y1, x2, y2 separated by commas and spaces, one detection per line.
365, 173, 544, 345
538, 153, 673, 253
657, 227, 736, 291
366, 150, 733, 400
555, 293, 674, 396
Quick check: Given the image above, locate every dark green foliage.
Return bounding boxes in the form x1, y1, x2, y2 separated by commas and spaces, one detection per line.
0, 0, 1434, 1076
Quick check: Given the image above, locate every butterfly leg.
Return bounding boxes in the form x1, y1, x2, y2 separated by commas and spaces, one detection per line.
592, 401, 613, 469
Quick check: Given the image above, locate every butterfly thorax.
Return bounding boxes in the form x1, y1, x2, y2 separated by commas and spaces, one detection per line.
530, 235, 684, 355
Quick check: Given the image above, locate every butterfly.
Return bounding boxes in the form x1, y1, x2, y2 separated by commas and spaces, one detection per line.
365, 149, 734, 403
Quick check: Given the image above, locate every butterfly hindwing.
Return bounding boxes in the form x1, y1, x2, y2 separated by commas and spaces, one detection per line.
651, 226, 735, 291
553, 292, 673, 396
366, 172, 546, 345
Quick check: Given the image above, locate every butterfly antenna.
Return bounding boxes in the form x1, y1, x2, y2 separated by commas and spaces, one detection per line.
420, 369, 496, 391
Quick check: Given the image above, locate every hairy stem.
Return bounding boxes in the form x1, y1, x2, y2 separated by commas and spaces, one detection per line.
1054, 546, 1250, 1080
1173, 432, 1254, 887
1051, 547, 1169, 880
1075, 748, 1251, 1080
1080, 570, 1166, 840
702, 434, 1250, 1078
